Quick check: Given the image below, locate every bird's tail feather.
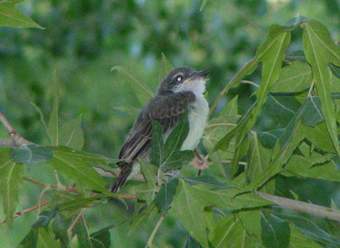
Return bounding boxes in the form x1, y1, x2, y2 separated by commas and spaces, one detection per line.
111, 162, 132, 192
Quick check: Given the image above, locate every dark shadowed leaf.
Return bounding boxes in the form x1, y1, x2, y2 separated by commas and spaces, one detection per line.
155, 178, 179, 213
150, 120, 164, 166
90, 227, 112, 248
12, 144, 53, 165
301, 97, 323, 126
261, 212, 290, 248
163, 114, 190, 163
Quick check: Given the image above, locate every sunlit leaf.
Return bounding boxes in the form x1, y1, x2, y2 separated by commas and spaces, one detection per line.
0, 149, 23, 225
271, 61, 312, 93
49, 147, 107, 192
172, 179, 270, 246
0, 1, 42, 29
210, 211, 263, 248
302, 19, 340, 154
60, 116, 84, 150
37, 228, 61, 248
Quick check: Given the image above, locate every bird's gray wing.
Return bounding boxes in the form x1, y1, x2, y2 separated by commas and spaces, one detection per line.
118, 91, 195, 165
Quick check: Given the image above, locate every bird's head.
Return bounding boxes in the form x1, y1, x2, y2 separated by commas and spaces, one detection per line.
158, 67, 209, 96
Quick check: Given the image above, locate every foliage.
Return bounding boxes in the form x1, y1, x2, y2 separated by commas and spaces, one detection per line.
0, 1, 340, 248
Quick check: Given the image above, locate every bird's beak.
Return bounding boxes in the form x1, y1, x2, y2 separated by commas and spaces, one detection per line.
190, 69, 209, 80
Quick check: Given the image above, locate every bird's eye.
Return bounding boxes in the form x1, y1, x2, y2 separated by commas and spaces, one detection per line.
176, 75, 183, 82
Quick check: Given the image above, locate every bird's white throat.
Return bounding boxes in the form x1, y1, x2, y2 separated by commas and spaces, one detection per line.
176, 79, 209, 151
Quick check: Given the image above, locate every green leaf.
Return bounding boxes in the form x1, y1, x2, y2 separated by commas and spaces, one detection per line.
301, 97, 323, 126
211, 58, 257, 113
164, 114, 189, 161
216, 25, 290, 151
210, 211, 263, 248
246, 133, 271, 184
154, 178, 178, 213
111, 66, 153, 105
12, 144, 53, 165
261, 212, 290, 248
0, 149, 23, 225
290, 225, 322, 248
159, 53, 173, 81
271, 61, 312, 93
56, 195, 100, 212
90, 227, 111, 248
60, 116, 85, 150
129, 203, 158, 235
284, 155, 340, 182
171, 180, 209, 247
150, 120, 164, 166
172, 180, 270, 246
74, 217, 92, 248
162, 150, 194, 170
243, 102, 306, 192
37, 228, 61, 248
302, 122, 335, 152
49, 147, 107, 192
302, 19, 340, 154
48, 94, 60, 146
150, 115, 192, 170
0, 1, 42, 29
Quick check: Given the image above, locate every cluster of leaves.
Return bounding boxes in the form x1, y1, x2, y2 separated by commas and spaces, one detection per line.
1, 3, 340, 248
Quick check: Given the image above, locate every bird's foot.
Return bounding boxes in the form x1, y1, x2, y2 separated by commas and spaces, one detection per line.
192, 150, 209, 170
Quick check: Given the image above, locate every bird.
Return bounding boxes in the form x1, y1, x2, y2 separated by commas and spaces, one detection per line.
111, 67, 209, 192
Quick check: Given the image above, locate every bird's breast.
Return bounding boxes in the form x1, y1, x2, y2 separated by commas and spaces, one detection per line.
181, 95, 209, 151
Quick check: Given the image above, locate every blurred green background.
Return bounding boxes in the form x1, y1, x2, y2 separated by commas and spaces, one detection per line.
0, 0, 338, 157
0, 0, 339, 247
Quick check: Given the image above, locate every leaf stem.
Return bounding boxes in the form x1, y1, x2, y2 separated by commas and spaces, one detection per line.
0, 199, 49, 224
145, 214, 165, 248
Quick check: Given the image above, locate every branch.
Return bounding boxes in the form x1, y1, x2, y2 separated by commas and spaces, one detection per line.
0, 199, 49, 224
23, 176, 137, 200
0, 112, 31, 146
257, 191, 340, 222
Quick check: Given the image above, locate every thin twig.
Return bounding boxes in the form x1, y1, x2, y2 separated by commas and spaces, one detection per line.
0, 200, 49, 224
67, 209, 84, 239
0, 112, 31, 146
257, 191, 340, 223
23, 176, 136, 200
145, 214, 165, 248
